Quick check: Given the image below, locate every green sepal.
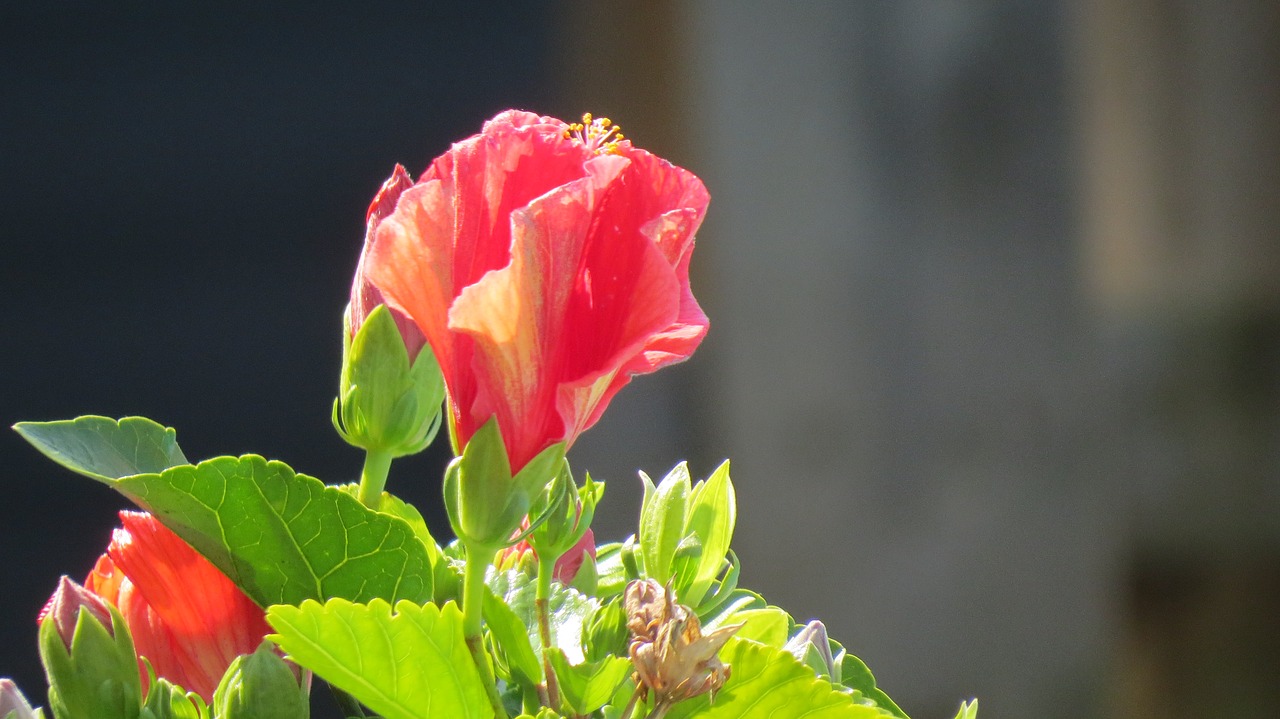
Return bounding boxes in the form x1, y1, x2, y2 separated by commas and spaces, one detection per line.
526, 468, 603, 570
333, 304, 444, 457
952, 699, 978, 719
138, 678, 204, 719
14, 415, 187, 484
39, 604, 142, 719
544, 649, 631, 716
444, 418, 565, 550
582, 596, 628, 663
211, 641, 308, 719
638, 464, 690, 585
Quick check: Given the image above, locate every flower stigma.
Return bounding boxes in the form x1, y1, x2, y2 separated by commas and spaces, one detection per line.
564, 113, 625, 154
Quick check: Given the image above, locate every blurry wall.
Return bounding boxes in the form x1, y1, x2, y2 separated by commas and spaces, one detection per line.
565, 1, 1279, 718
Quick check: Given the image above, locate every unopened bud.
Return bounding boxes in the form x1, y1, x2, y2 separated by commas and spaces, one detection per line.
38, 577, 113, 652
38, 578, 142, 719
212, 642, 309, 719
0, 679, 43, 719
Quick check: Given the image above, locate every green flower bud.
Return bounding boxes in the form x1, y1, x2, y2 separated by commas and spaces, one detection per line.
138, 679, 204, 719
526, 468, 602, 566
443, 417, 565, 551
333, 303, 445, 457
212, 642, 309, 719
38, 578, 142, 719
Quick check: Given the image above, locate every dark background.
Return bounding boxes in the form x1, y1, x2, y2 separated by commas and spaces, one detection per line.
1, 3, 564, 714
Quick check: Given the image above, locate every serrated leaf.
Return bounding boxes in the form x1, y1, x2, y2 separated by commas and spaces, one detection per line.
664, 640, 888, 719
267, 599, 492, 719
14, 415, 187, 483
488, 568, 598, 665
838, 652, 909, 719
727, 607, 790, 647
116, 455, 432, 606
545, 649, 631, 715
952, 699, 977, 719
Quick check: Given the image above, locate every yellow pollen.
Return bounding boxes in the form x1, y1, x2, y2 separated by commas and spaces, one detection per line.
563, 112, 625, 154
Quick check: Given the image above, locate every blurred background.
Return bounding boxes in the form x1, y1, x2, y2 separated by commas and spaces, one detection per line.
2, 2, 1276, 718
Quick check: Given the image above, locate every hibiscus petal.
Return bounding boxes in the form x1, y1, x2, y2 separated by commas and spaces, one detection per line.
108, 511, 268, 700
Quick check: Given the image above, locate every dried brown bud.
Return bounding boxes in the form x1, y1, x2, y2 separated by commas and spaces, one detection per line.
624, 578, 741, 708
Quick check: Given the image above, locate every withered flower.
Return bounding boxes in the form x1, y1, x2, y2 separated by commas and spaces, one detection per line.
624, 578, 741, 710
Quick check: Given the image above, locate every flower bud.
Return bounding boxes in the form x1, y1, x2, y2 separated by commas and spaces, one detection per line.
784, 620, 838, 682
138, 679, 205, 719
0, 678, 43, 719
38, 576, 112, 652
38, 578, 142, 719
334, 303, 445, 457
212, 642, 309, 719
443, 418, 565, 551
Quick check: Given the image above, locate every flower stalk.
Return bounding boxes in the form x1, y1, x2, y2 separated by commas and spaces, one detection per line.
461, 543, 507, 719
535, 552, 562, 711
356, 448, 393, 510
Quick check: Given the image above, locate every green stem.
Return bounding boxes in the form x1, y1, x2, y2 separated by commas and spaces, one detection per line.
356, 448, 394, 509
536, 553, 561, 711
463, 543, 508, 719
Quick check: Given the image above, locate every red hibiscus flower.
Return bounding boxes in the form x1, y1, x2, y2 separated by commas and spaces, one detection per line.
358, 110, 709, 473
82, 511, 271, 702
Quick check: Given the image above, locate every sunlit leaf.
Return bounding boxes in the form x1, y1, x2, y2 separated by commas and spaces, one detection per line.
267, 599, 491, 719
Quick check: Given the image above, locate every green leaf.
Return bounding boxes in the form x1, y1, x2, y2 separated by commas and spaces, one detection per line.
680, 460, 735, 607
838, 652, 909, 719
583, 596, 629, 663
952, 699, 978, 719
483, 588, 543, 684
545, 649, 631, 715
727, 607, 790, 647
593, 541, 630, 598
489, 568, 598, 665
664, 640, 888, 719
14, 415, 187, 483
116, 455, 432, 606
638, 464, 690, 584
267, 598, 493, 719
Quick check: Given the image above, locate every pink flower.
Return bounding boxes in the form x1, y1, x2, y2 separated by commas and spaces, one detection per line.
359, 111, 709, 473
80, 511, 271, 702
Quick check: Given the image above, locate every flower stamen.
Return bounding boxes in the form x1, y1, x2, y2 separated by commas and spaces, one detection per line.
564, 112, 625, 154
